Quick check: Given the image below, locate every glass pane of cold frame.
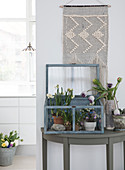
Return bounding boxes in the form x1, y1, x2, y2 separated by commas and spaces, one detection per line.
48, 66, 97, 95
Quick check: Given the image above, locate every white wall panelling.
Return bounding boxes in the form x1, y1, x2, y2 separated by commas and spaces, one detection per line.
19, 98, 36, 107
20, 107, 36, 124
20, 124, 36, 145
0, 124, 18, 135
0, 97, 36, 146
0, 107, 18, 123
0, 98, 18, 106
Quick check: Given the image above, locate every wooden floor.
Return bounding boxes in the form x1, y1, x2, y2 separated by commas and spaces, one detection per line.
0, 156, 36, 170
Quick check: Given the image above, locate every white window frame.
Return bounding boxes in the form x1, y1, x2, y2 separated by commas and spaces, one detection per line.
0, 0, 36, 83
0, 0, 36, 96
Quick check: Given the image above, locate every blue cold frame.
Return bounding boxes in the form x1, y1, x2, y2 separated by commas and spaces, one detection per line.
44, 64, 104, 134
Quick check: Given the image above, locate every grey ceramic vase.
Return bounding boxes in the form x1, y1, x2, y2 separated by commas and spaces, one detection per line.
0, 147, 16, 166
106, 100, 115, 130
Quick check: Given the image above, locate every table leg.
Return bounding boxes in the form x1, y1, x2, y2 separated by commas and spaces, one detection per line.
42, 136, 47, 170
63, 138, 70, 170
106, 138, 113, 170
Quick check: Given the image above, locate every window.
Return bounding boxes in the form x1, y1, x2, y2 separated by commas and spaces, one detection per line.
0, 0, 36, 95
0, 0, 26, 18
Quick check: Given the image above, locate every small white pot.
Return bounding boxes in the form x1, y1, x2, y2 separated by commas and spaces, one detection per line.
85, 122, 96, 131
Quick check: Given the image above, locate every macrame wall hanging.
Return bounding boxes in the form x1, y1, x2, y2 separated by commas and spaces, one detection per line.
63, 5, 109, 86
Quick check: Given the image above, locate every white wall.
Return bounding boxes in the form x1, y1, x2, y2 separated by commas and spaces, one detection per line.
36, 0, 125, 169
108, 0, 125, 108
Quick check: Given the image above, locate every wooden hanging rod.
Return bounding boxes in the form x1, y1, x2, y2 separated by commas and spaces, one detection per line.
59, 5, 111, 8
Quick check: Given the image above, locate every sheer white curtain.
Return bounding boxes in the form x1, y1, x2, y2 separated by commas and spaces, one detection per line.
48, 66, 97, 95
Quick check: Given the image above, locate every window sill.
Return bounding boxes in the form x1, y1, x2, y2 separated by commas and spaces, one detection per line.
0, 81, 36, 97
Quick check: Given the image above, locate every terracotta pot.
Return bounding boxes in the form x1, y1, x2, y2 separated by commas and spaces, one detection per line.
75, 124, 80, 131
65, 124, 72, 131
105, 100, 115, 130
53, 116, 64, 125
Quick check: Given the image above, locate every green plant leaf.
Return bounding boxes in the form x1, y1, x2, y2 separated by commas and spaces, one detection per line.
96, 91, 108, 100
92, 87, 105, 92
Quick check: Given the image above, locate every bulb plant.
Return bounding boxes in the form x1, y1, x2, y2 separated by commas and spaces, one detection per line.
81, 109, 97, 122
75, 95, 98, 123
47, 84, 74, 117
0, 131, 23, 148
91, 77, 122, 100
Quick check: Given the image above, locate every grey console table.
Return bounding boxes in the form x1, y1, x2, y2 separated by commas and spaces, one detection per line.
41, 128, 125, 170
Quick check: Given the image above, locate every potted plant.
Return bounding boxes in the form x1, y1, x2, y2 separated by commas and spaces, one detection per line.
63, 109, 72, 131
90, 77, 122, 130
64, 121, 72, 131
81, 107, 97, 131
47, 84, 74, 125
77, 95, 97, 131
113, 108, 125, 130
75, 112, 80, 131
75, 110, 85, 131
0, 131, 23, 166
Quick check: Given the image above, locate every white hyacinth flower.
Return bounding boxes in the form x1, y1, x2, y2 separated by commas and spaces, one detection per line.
90, 102, 95, 106
46, 94, 54, 99
11, 141, 15, 146
14, 140, 19, 146
71, 95, 75, 99
11, 140, 18, 146
5, 141, 9, 147
114, 109, 120, 115
88, 96, 95, 102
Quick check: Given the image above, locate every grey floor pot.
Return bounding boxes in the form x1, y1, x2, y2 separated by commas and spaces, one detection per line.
0, 147, 16, 166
